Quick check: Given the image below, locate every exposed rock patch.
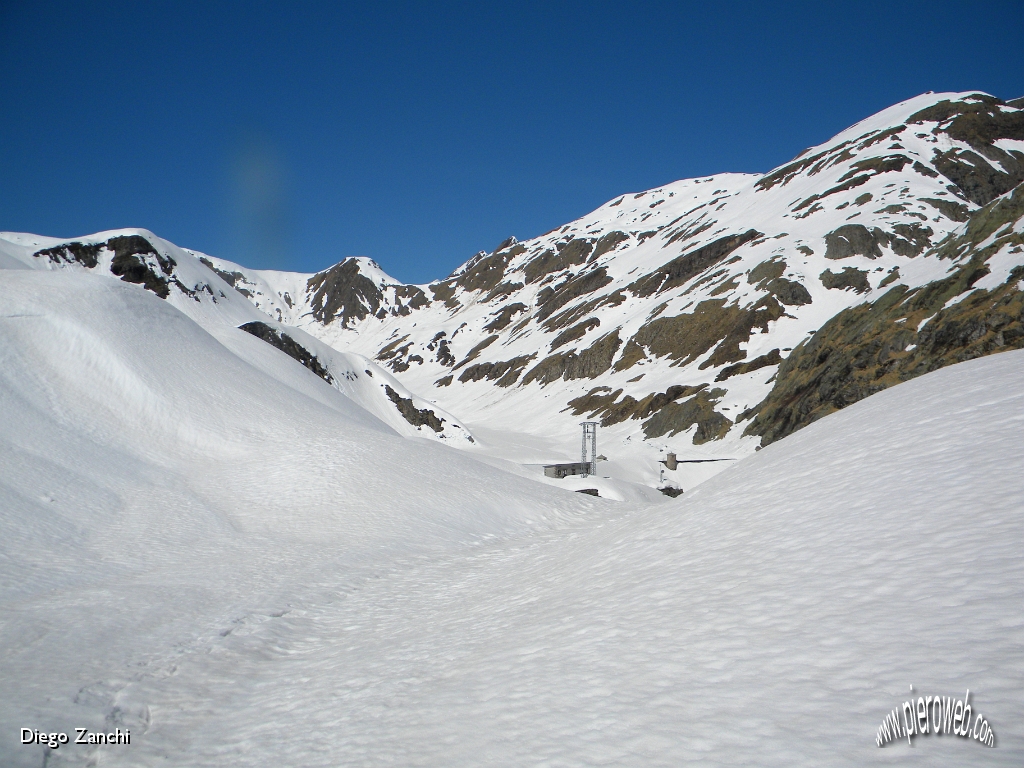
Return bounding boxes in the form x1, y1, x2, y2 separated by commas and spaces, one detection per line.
628, 230, 762, 297
714, 349, 782, 381
551, 318, 600, 350
458, 355, 536, 387
535, 268, 613, 322
820, 267, 871, 293
35, 241, 103, 268
566, 383, 708, 427
908, 96, 1024, 205
239, 321, 334, 384
824, 223, 933, 260
590, 231, 629, 261
625, 295, 785, 371
524, 238, 595, 283
453, 335, 499, 370
384, 385, 445, 433
200, 257, 252, 297
483, 303, 528, 332
307, 259, 385, 326
767, 278, 812, 306
642, 389, 732, 443
523, 332, 621, 386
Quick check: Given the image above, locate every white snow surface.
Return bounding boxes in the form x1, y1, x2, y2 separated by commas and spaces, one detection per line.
2, 266, 1022, 765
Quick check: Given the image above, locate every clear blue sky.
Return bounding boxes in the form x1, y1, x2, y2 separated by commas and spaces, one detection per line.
2, 1, 1022, 283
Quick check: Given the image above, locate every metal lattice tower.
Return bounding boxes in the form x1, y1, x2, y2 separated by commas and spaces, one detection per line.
580, 422, 597, 478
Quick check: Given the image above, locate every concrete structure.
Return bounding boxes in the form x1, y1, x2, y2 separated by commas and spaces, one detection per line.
543, 462, 592, 479
664, 452, 677, 470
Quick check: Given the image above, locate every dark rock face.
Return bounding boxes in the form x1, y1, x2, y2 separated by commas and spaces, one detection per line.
458, 355, 535, 387
449, 239, 524, 295
384, 384, 445, 432
35, 234, 178, 298
35, 241, 104, 268
306, 259, 385, 326
452, 334, 498, 370
576, 488, 600, 496
565, 379, 733, 444
625, 295, 785, 372
239, 321, 334, 384
922, 197, 971, 222
591, 231, 629, 261
107, 235, 176, 299
199, 257, 252, 297
824, 223, 933, 261
824, 224, 886, 260
628, 230, 762, 297
551, 317, 600, 350
768, 278, 812, 306
483, 303, 527, 332
429, 281, 460, 309
659, 487, 684, 498
542, 289, 627, 332
755, 125, 906, 193
792, 156, 913, 212
820, 267, 871, 293
522, 332, 622, 386
642, 389, 732, 443
523, 237, 595, 283
392, 285, 430, 315
426, 332, 456, 366
747, 258, 786, 285
908, 96, 1024, 205
535, 268, 613, 322
566, 383, 707, 427
715, 349, 782, 381
932, 149, 1024, 206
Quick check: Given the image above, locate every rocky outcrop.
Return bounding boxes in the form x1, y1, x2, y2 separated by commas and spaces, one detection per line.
384, 385, 445, 432
35, 234, 180, 299
307, 259, 386, 326
820, 267, 871, 293
239, 321, 334, 384
628, 230, 762, 297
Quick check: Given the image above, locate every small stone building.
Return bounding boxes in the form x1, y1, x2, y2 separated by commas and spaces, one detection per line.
543, 462, 592, 479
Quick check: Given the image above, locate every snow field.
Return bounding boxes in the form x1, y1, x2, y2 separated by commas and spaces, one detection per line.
101, 348, 1023, 766
0, 270, 603, 767
3, 264, 1019, 763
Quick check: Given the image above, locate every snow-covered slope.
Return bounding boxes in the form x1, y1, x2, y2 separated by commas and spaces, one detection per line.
0, 269, 601, 767
3, 269, 1021, 763
194, 91, 1024, 490
114, 349, 1024, 767
0, 229, 474, 445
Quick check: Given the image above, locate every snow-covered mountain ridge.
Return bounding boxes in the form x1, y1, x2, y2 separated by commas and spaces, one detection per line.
5, 90, 1024, 491
212, 90, 1024, 486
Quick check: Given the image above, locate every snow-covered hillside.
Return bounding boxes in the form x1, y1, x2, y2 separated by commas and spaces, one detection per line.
0, 269, 601, 767
2, 262, 1021, 764
194, 90, 1024, 491
0, 230, 475, 445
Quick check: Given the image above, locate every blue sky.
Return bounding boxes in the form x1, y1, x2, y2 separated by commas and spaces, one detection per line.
2, 1, 1022, 283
